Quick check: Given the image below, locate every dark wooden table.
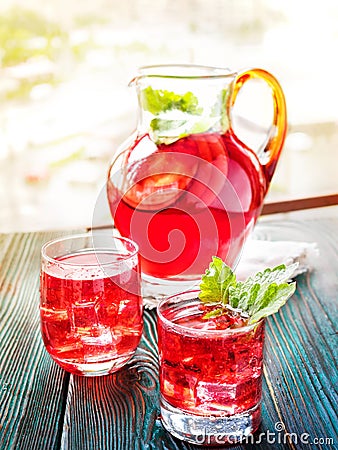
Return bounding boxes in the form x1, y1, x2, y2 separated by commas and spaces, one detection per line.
1, 217, 337, 450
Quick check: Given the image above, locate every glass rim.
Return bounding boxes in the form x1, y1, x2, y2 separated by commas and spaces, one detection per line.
41, 232, 139, 267
129, 64, 237, 84
157, 290, 264, 336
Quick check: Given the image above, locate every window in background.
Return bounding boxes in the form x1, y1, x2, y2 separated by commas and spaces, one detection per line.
0, 0, 337, 232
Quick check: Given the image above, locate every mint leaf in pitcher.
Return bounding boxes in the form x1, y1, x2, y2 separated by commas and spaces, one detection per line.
141, 87, 202, 115
198, 257, 298, 324
141, 87, 208, 144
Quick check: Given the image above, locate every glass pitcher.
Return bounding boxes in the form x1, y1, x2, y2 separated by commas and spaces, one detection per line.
107, 65, 287, 291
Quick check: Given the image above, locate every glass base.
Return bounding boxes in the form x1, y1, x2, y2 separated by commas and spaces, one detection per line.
142, 273, 201, 308
52, 353, 134, 376
160, 397, 261, 446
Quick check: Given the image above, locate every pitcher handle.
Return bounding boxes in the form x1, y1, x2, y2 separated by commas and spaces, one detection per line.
230, 68, 287, 182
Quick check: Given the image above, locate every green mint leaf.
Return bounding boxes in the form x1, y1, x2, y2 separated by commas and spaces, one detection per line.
248, 282, 296, 324
199, 258, 298, 323
198, 256, 236, 305
149, 118, 189, 145
229, 263, 298, 321
141, 87, 229, 144
141, 86, 202, 115
202, 308, 224, 320
189, 117, 219, 134
150, 118, 187, 133
141, 86, 164, 115
211, 88, 229, 130
228, 282, 260, 311
179, 91, 203, 114
150, 117, 219, 145
245, 263, 298, 286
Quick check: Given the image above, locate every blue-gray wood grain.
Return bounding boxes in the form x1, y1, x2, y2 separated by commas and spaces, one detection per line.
0, 219, 337, 449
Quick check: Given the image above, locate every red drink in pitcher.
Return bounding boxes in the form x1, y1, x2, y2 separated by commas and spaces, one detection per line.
40, 234, 143, 376
107, 65, 287, 283
107, 130, 266, 280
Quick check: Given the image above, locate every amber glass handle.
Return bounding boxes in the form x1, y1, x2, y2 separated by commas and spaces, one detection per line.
230, 68, 287, 182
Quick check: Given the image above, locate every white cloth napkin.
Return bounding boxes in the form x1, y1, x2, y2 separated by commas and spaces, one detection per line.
143, 239, 319, 309
235, 238, 319, 281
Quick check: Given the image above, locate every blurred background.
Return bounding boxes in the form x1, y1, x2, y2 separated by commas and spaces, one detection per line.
0, 0, 337, 233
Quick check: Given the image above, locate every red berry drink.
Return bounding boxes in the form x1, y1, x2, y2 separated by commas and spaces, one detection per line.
107, 130, 265, 281
157, 291, 265, 445
40, 234, 143, 376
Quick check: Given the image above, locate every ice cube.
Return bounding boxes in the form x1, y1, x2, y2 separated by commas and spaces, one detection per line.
69, 300, 100, 334
196, 381, 237, 403
80, 325, 114, 346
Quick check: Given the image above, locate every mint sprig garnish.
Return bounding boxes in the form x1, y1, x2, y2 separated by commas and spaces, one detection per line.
199, 256, 298, 324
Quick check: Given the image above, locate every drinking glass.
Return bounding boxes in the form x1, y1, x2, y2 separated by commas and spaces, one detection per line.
40, 232, 143, 376
157, 291, 265, 445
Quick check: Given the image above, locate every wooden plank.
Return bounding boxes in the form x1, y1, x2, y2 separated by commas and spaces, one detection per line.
0, 230, 81, 450
262, 193, 338, 215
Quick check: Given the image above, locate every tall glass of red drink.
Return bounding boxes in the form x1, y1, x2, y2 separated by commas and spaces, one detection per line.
157, 290, 265, 445
40, 232, 143, 376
